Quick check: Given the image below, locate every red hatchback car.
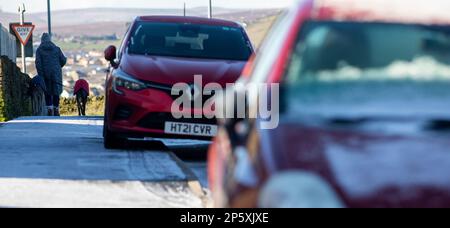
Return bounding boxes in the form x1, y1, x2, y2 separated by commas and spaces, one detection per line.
209, 0, 450, 208
103, 16, 253, 148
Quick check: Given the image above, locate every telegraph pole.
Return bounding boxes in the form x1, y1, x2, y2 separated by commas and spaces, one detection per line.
208, 0, 212, 18
183, 2, 186, 17
18, 4, 26, 73
47, 0, 52, 38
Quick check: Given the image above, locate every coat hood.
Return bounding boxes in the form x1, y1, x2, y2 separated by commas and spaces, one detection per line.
41, 33, 51, 43
39, 33, 56, 51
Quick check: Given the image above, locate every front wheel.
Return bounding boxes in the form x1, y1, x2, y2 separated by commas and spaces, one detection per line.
104, 127, 123, 149
103, 115, 124, 149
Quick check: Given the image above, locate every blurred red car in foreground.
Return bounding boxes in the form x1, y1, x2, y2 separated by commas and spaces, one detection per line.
209, 0, 450, 208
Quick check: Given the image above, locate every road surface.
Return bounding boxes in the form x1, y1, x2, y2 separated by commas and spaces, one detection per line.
0, 116, 210, 208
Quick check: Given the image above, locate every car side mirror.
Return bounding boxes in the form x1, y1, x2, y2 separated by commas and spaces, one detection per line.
104, 45, 117, 67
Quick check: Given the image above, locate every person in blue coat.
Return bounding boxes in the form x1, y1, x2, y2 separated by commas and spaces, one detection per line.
35, 33, 67, 116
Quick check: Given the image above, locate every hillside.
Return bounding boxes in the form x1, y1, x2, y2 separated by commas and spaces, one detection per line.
247, 15, 279, 48
0, 8, 282, 37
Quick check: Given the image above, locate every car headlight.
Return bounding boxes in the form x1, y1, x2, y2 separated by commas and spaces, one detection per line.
112, 69, 147, 94
258, 171, 344, 208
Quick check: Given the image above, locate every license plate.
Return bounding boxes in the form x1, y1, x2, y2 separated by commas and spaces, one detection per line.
164, 122, 217, 137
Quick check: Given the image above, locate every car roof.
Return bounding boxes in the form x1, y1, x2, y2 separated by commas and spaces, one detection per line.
305, 0, 450, 25
135, 16, 243, 28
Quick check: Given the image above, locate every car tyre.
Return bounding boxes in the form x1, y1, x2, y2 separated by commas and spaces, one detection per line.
104, 127, 124, 149
103, 114, 125, 149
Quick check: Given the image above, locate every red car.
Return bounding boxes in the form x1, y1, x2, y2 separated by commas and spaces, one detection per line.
209, 0, 450, 208
103, 16, 253, 148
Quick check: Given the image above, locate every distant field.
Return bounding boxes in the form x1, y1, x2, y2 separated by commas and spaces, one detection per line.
55, 14, 279, 52
55, 40, 122, 52
246, 15, 279, 48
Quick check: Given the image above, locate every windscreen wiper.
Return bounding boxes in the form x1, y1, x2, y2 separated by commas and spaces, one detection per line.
426, 119, 450, 132
327, 117, 372, 126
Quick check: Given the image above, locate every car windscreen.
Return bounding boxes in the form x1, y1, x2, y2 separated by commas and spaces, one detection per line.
127, 21, 252, 61
283, 21, 450, 119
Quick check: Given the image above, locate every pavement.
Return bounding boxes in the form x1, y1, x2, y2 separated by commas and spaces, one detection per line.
0, 116, 210, 208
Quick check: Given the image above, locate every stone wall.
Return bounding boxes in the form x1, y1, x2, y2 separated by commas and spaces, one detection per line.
0, 56, 31, 121
0, 24, 17, 62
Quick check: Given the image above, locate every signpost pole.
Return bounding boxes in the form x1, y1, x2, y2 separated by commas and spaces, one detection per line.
47, 0, 52, 38
18, 4, 26, 74
208, 0, 212, 18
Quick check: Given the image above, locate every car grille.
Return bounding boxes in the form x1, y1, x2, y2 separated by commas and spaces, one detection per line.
142, 80, 217, 106
113, 105, 133, 120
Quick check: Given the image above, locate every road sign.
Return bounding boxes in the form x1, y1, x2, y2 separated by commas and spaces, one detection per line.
11, 24, 35, 46
9, 23, 33, 58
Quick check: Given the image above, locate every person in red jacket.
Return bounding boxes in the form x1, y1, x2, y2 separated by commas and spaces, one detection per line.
73, 79, 90, 116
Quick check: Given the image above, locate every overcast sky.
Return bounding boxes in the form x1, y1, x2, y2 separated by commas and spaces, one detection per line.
1, 0, 294, 13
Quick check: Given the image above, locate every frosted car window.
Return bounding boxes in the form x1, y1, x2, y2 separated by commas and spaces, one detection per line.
284, 21, 450, 118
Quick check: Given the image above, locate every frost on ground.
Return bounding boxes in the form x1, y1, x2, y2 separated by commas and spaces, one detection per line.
0, 179, 203, 208
0, 116, 207, 208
